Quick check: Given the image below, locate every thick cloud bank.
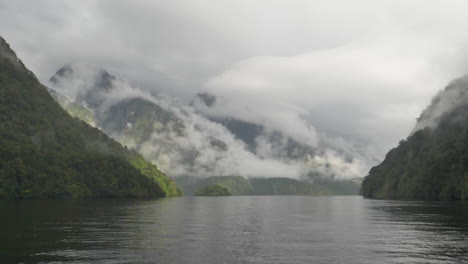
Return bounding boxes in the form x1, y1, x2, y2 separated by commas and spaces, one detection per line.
49, 64, 368, 179
3, 0, 468, 178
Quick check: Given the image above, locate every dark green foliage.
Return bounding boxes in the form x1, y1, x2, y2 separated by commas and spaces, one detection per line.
249, 177, 361, 196
175, 176, 253, 195
129, 155, 183, 197
250, 177, 360, 196
193, 184, 232, 196
249, 178, 332, 195
361, 101, 468, 201
0, 36, 180, 199
175, 175, 360, 196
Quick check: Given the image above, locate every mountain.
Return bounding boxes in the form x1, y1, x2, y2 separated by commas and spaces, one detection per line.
49, 64, 116, 109
175, 175, 360, 196
47, 88, 97, 126
175, 176, 253, 195
0, 36, 181, 199
48, 66, 230, 177
47, 64, 367, 186
193, 92, 318, 159
361, 75, 468, 200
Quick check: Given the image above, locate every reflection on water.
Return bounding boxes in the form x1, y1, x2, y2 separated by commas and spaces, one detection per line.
1, 196, 467, 264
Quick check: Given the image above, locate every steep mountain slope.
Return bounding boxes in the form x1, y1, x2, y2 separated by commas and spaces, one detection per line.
48, 64, 367, 186
193, 93, 318, 160
361, 76, 468, 200
47, 88, 97, 126
48, 66, 224, 176
0, 36, 181, 198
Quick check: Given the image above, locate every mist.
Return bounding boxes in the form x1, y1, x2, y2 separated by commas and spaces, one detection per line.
3, 0, 468, 179
49, 64, 371, 180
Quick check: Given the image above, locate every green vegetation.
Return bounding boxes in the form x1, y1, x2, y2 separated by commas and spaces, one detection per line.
0, 36, 181, 199
248, 177, 359, 196
63, 102, 96, 126
129, 155, 182, 197
249, 178, 331, 195
362, 87, 468, 200
194, 184, 232, 196
205, 176, 254, 194
48, 89, 96, 126
175, 175, 360, 196
175, 176, 253, 195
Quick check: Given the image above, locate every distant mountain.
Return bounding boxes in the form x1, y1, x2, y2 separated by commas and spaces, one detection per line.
47, 63, 367, 184
174, 176, 253, 195
362, 75, 468, 200
193, 92, 318, 159
193, 184, 232, 196
48, 66, 234, 176
175, 175, 361, 196
49, 64, 116, 109
0, 36, 181, 199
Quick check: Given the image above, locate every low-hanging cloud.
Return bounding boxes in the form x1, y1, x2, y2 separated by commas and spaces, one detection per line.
197, 29, 468, 163
49, 64, 371, 180
3, 0, 468, 179
412, 75, 468, 133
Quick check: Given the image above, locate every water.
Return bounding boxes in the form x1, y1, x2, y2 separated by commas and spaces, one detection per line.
1, 196, 467, 264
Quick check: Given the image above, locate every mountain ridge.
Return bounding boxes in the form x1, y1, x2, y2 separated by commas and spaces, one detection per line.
361, 76, 468, 200
47, 63, 370, 186
0, 36, 182, 199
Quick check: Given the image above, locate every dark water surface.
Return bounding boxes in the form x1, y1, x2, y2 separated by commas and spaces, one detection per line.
1, 196, 468, 264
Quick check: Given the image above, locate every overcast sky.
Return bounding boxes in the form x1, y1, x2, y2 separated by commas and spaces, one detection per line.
2, 0, 468, 170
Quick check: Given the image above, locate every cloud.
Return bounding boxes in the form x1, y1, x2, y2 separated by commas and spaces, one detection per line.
49, 63, 373, 180
197, 22, 468, 162
412, 75, 468, 132
2, 0, 468, 178
49, 64, 310, 178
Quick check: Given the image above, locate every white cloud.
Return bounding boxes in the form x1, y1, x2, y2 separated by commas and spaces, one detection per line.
198, 27, 467, 162
2, 0, 468, 178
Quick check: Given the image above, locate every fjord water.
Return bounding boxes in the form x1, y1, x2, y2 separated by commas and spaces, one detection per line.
1, 196, 467, 264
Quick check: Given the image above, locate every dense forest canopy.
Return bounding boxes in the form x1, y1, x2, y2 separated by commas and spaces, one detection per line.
0, 36, 181, 199
361, 76, 468, 200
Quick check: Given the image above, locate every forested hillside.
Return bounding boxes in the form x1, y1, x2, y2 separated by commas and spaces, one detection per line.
0, 36, 181, 198
362, 76, 468, 200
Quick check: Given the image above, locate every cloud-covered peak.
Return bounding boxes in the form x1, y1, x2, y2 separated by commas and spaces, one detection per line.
413, 75, 468, 132
46, 64, 371, 180
50, 64, 115, 90
195, 92, 217, 107
5, 1, 468, 180
49, 63, 122, 109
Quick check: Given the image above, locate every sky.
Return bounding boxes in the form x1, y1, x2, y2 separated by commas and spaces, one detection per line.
2, 0, 468, 178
